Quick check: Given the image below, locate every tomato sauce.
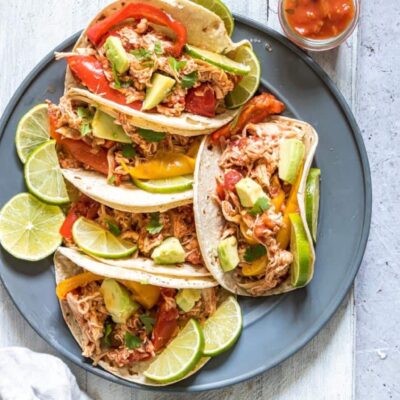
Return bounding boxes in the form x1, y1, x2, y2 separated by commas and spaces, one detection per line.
283, 0, 355, 40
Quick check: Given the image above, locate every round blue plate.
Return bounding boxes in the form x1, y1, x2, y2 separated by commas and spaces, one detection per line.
0, 16, 371, 392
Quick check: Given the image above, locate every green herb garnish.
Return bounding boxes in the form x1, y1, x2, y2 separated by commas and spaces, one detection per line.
154, 41, 163, 56
121, 144, 136, 158
125, 332, 142, 349
181, 71, 198, 89
77, 107, 93, 136
130, 48, 152, 61
102, 321, 113, 347
244, 244, 267, 262
140, 314, 155, 334
146, 213, 163, 234
248, 196, 270, 216
107, 175, 116, 185
107, 221, 121, 236
137, 128, 165, 142
168, 57, 187, 79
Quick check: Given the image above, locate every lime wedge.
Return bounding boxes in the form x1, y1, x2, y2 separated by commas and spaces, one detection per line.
24, 140, 69, 205
289, 213, 312, 287
72, 217, 137, 259
132, 175, 194, 194
15, 104, 50, 163
190, 0, 234, 36
185, 44, 250, 76
144, 319, 204, 383
225, 45, 261, 108
202, 296, 242, 356
0, 193, 64, 261
305, 168, 321, 242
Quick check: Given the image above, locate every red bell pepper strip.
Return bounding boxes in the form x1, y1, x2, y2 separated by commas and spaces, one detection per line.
185, 84, 216, 118
59, 208, 79, 241
87, 3, 187, 57
67, 56, 142, 110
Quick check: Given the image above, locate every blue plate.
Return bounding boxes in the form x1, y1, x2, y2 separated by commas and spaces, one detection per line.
0, 16, 371, 392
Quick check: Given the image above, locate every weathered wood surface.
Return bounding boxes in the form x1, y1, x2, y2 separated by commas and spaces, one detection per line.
0, 0, 361, 399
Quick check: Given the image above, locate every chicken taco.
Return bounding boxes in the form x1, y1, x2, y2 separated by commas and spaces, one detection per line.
194, 94, 319, 296
57, 0, 258, 136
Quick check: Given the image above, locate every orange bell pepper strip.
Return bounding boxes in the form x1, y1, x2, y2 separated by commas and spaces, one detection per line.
270, 175, 286, 213
56, 272, 103, 300
119, 280, 161, 309
211, 93, 285, 143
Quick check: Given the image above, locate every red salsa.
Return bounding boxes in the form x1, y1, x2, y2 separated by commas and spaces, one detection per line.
284, 0, 355, 40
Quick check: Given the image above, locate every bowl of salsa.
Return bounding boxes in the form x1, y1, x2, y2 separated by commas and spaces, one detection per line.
278, 0, 360, 51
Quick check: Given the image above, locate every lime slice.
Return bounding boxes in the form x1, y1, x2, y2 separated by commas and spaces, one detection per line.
72, 217, 137, 259
289, 213, 312, 287
185, 44, 250, 76
24, 140, 69, 205
0, 193, 64, 261
144, 319, 204, 383
225, 45, 261, 109
190, 0, 234, 36
15, 104, 50, 163
305, 168, 321, 242
202, 296, 242, 356
132, 175, 194, 194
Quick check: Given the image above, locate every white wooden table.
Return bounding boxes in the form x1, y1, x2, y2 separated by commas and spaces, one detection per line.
0, 1, 367, 398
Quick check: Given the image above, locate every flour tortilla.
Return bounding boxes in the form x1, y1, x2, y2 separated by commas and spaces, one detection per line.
193, 116, 318, 296
54, 249, 209, 386
64, 0, 244, 136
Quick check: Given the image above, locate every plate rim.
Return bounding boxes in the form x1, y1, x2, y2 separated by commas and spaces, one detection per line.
0, 14, 372, 393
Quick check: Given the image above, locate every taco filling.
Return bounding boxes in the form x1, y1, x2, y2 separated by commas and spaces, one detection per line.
58, 3, 248, 118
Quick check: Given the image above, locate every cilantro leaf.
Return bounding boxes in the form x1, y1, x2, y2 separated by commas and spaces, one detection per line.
107, 220, 121, 236
125, 332, 142, 349
181, 71, 198, 89
137, 128, 165, 142
154, 41, 163, 56
121, 144, 136, 158
244, 244, 267, 262
146, 213, 163, 234
140, 314, 155, 334
248, 196, 270, 216
111, 63, 121, 89
102, 321, 113, 347
108, 175, 116, 185
77, 107, 93, 137
168, 57, 187, 77
130, 48, 152, 61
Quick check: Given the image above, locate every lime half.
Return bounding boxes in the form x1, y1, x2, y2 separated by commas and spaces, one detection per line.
132, 175, 194, 194
289, 213, 312, 287
0, 193, 64, 261
24, 140, 69, 205
16, 104, 50, 163
305, 168, 321, 242
191, 0, 234, 36
72, 217, 137, 259
225, 45, 261, 108
203, 296, 242, 356
144, 319, 204, 383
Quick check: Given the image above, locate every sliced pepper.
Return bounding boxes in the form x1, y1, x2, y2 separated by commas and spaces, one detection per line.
56, 272, 103, 300
121, 152, 195, 180
239, 221, 258, 245
242, 255, 268, 277
270, 175, 286, 213
86, 3, 187, 57
119, 280, 161, 309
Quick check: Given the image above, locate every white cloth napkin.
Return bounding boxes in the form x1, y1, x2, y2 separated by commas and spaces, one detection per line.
0, 347, 91, 400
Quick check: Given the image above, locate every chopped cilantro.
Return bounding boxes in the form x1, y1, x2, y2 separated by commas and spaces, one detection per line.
137, 128, 165, 142
130, 48, 152, 61
107, 220, 121, 236
181, 71, 198, 89
146, 213, 163, 234
168, 57, 187, 78
248, 196, 270, 216
154, 41, 163, 55
107, 175, 116, 185
244, 244, 267, 262
125, 332, 142, 349
77, 107, 93, 136
102, 321, 113, 347
139, 314, 155, 334
121, 144, 136, 158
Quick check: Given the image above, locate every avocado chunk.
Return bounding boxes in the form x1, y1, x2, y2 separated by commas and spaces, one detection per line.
151, 237, 186, 264
278, 138, 305, 184
235, 177, 266, 208
100, 279, 139, 324
218, 236, 240, 272
104, 36, 130, 74
176, 289, 202, 312
92, 109, 132, 143
142, 73, 176, 111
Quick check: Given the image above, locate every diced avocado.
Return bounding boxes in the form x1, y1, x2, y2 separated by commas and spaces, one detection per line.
278, 138, 305, 184
151, 237, 186, 264
176, 289, 202, 312
104, 36, 130, 74
92, 109, 132, 143
100, 279, 139, 324
218, 236, 240, 272
142, 73, 176, 111
235, 178, 266, 208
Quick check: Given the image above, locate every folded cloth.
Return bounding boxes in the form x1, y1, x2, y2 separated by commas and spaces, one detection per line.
0, 347, 91, 400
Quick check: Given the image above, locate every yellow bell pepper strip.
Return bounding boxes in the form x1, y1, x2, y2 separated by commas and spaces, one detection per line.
240, 220, 258, 245
121, 152, 195, 180
187, 138, 202, 159
270, 175, 286, 213
276, 165, 304, 249
119, 280, 161, 309
56, 272, 103, 300
242, 255, 268, 277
